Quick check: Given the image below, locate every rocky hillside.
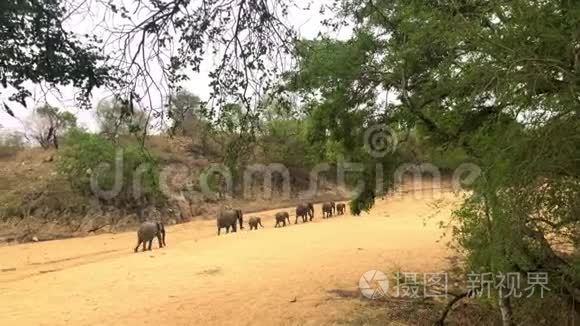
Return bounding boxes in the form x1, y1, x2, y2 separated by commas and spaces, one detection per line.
0, 136, 346, 244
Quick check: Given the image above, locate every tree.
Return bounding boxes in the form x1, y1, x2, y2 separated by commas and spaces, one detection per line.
26, 104, 76, 149
167, 91, 202, 137
100, 0, 295, 111
286, 0, 580, 322
1, 0, 296, 123
0, 0, 111, 110
95, 98, 149, 141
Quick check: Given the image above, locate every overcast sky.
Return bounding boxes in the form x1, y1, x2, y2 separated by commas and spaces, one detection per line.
0, 1, 351, 134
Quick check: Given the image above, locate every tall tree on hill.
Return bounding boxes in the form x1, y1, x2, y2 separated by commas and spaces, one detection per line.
95, 98, 148, 142
26, 104, 76, 149
167, 90, 203, 137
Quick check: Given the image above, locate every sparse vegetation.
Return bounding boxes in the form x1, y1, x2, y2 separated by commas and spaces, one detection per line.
0, 129, 25, 159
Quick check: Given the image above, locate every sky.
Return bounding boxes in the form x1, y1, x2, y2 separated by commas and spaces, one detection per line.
0, 0, 351, 134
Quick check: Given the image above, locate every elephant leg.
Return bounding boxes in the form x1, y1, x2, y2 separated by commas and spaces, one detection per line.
134, 239, 142, 253
226, 226, 230, 234
147, 240, 153, 251
142, 241, 147, 252
232, 223, 237, 233
294, 216, 298, 224
157, 234, 163, 248
218, 227, 221, 235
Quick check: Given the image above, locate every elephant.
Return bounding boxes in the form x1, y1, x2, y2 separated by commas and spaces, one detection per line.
217, 209, 242, 235
134, 221, 166, 252
322, 202, 335, 218
275, 211, 290, 227
295, 203, 314, 224
248, 217, 264, 230
235, 209, 245, 229
336, 203, 346, 215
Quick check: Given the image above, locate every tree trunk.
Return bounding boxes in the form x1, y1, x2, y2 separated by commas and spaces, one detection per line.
52, 133, 59, 149
498, 288, 514, 326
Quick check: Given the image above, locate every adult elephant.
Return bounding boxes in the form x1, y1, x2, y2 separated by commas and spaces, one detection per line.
217, 209, 242, 235
295, 202, 314, 224
235, 209, 244, 229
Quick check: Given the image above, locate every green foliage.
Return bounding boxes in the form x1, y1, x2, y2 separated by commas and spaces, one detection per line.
167, 90, 204, 137
57, 129, 163, 208
285, 0, 580, 314
260, 118, 317, 167
0, 0, 111, 109
95, 99, 148, 140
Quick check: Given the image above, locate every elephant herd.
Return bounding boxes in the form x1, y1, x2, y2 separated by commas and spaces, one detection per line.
134, 201, 346, 252
217, 201, 347, 233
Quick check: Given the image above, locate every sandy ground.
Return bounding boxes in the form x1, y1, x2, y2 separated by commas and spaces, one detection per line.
0, 190, 461, 325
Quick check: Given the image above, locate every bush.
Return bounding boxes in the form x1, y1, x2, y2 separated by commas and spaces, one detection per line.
56, 129, 164, 208
261, 119, 317, 167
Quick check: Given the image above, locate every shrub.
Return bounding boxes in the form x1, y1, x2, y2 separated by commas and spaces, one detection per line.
56, 129, 164, 208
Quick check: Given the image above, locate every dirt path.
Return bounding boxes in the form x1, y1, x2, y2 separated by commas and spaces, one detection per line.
0, 190, 461, 325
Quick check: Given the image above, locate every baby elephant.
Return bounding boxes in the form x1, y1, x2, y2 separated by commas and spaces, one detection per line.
134, 221, 166, 252
248, 217, 264, 230
322, 202, 335, 218
275, 211, 290, 227
336, 203, 346, 215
